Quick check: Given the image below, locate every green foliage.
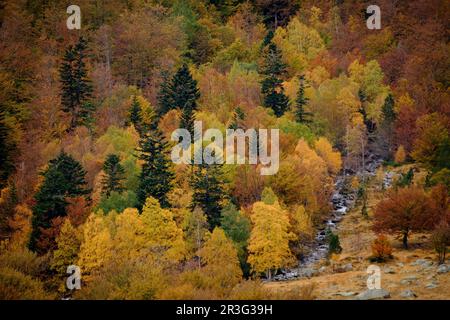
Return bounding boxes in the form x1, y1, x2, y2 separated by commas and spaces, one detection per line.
260, 43, 290, 117
101, 154, 125, 197
221, 203, 250, 246
129, 95, 143, 132
396, 168, 414, 188
381, 93, 396, 124
191, 161, 225, 230
137, 125, 174, 209
59, 37, 94, 131
294, 75, 312, 123
97, 191, 138, 214
276, 117, 315, 143
30, 152, 90, 253
326, 228, 342, 255
157, 64, 200, 121
221, 203, 251, 276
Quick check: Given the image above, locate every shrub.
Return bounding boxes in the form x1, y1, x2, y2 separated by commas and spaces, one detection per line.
326, 228, 342, 255
370, 235, 393, 262
431, 223, 450, 264
0, 267, 54, 299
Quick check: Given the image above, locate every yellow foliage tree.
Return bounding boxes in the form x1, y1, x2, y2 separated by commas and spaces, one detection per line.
8, 204, 32, 247
270, 139, 332, 215
198, 227, 242, 294
141, 197, 186, 262
314, 137, 342, 175
290, 205, 313, 238
394, 145, 406, 163
77, 214, 113, 280
113, 208, 149, 261
273, 17, 325, 74
51, 219, 81, 275
247, 202, 295, 279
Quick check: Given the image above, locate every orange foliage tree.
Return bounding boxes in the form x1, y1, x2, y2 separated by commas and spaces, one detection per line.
373, 187, 440, 248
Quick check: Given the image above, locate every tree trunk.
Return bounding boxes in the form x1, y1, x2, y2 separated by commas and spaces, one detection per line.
402, 232, 408, 249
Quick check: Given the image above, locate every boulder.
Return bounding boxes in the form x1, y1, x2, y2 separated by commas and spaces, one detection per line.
400, 275, 418, 285
425, 282, 438, 289
383, 266, 395, 274
400, 289, 417, 298
355, 289, 390, 300
437, 264, 448, 274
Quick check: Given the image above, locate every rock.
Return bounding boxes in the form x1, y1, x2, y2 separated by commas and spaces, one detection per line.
383, 267, 395, 274
400, 275, 418, 285
303, 268, 318, 278
343, 263, 353, 272
400, 290, 417, 298
335, 263, 353, 273
396, 262, 404, 268
411, 259, 433, 269
335, 292, 357, 297
318, 266, 327, 273
426, 274, 436, 280
355, 289, 390, 300
437, 264, 448, 274
425, 282, 438, 289
410, 259, 427, 266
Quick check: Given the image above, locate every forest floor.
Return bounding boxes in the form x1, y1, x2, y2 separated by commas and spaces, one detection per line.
265, 165, 450, 300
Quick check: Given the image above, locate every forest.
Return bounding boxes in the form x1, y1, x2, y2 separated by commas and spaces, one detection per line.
0, 0, 448, 300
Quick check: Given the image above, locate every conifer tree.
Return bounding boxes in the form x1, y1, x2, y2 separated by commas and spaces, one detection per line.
101, 154, 125, 197
179, 104, 196, 137
59, 37, 94, 131
228, 106, 246, 130
261, 30, 274, 49
381, 93, 396, 124
156, 70, 173, 117
294, 75, 312, 123
157, 64, 200, 117
190, 160, 225, 230
30, 151, 90, 252
260, 43, 290, 117
171, 64, 200, 109
137, 118, 174, 209
129, 95, 143, 132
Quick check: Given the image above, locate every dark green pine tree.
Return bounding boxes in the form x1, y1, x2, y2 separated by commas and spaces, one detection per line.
59, 37, 94, 131
260, 30, 274, 50
179, 103, 196, 137
0, 107, 15, 188
377, 93, 396, 159
294, 75, 312, 123
381, 93, 396, 124
190, 158, 225, 230
228, 106, 246, 130
129, 95, 143, 133
170, 64, 200, 112
260, 43, 290, 117
101, 154, 125, 197
137, 119, 174, 209
156, 70, 173, 117
29, 151, 90, 253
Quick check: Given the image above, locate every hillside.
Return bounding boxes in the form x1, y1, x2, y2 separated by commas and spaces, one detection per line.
0, 0, 448, 300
